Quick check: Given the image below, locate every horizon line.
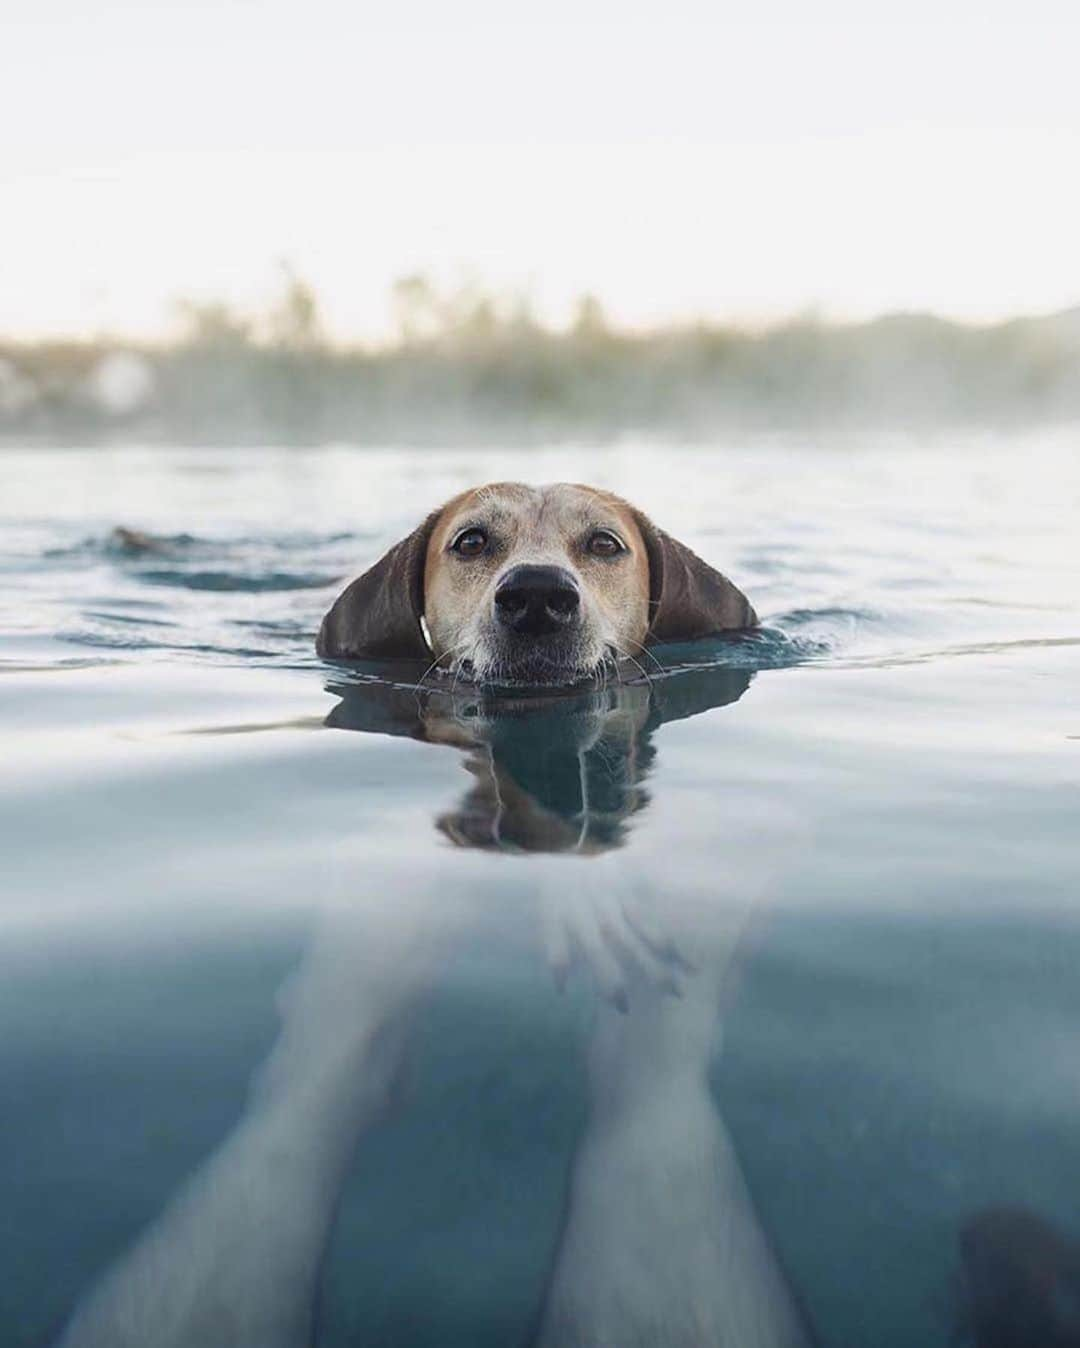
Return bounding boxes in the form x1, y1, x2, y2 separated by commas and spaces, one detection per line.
4, 299, 1080, 351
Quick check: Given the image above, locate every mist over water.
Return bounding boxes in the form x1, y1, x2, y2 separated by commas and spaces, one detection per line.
5, 280, 1080, 446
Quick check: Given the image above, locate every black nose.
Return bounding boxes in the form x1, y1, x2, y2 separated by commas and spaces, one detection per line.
494, 565, 581, 636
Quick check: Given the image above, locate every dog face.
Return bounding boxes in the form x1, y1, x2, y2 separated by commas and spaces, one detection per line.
316, 480, 757, 684
423, 483, 650, 683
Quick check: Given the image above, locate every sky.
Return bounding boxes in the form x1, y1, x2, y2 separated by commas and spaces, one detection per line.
3, 0, 1080, 340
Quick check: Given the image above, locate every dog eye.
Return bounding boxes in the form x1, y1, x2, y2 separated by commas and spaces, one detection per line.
451, 527, 488, 557
586, 529, 625, 557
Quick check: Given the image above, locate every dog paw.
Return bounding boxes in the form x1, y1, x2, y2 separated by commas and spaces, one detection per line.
539, 875, 693, 1011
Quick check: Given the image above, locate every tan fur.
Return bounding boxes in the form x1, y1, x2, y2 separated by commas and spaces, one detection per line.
422, 482, 651, 680
316, 479, 756, 676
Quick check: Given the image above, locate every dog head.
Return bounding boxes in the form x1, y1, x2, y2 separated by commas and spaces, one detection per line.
316, 482, 756, 684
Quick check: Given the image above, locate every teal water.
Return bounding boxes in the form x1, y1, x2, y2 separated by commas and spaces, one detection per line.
1, 442, 1078, 1347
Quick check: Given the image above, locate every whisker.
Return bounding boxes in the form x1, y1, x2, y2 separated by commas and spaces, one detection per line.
624, 637, 665, 675
414, 639, 470, 693
450, 650, 469, 695
414, 654, 445, 693
610, 643, 654, 689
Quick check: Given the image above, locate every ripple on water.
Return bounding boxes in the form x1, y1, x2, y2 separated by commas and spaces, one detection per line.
133, 569, 340, 593
18, 506, 1065, 676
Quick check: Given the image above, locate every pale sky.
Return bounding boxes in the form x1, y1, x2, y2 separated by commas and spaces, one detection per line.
3, 0, 1080, 340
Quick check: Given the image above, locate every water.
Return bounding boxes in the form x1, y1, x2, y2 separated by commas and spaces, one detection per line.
1, 441, 1078, 1348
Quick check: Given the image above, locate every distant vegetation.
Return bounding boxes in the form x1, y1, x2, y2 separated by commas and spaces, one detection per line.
3, 274, 1080, 445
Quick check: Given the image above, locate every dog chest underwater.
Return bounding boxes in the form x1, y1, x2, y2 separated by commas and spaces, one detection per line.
2, 446, 1079, 1348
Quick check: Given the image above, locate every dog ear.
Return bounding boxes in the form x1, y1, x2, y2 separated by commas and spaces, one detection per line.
316, 510, 442, 661
632, 512, 757, 643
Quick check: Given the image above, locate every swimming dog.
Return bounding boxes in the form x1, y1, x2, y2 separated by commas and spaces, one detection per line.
317, 482, 757, 682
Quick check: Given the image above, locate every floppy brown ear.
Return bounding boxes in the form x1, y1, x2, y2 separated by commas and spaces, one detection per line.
316, 510, 442, 661
633, 512, 757, 643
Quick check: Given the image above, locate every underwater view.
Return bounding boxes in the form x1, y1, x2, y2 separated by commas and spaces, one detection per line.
2, 439, 1079, 1347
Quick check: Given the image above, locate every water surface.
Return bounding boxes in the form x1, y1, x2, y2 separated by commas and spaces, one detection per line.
2, 441, 1079, 1347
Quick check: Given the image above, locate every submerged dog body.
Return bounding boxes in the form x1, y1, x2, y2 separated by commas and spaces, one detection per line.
317, 482, 757, 684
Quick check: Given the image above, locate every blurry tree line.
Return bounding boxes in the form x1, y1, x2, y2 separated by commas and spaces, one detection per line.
3, 272, 1080, 444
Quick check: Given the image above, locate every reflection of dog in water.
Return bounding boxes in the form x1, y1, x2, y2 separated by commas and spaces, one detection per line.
59, 667, 820, 1348
325, 675, 674, 857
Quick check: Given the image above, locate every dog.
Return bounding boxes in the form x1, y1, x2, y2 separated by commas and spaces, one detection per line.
58, 501, 785, 1348
316, 482, 757, 682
